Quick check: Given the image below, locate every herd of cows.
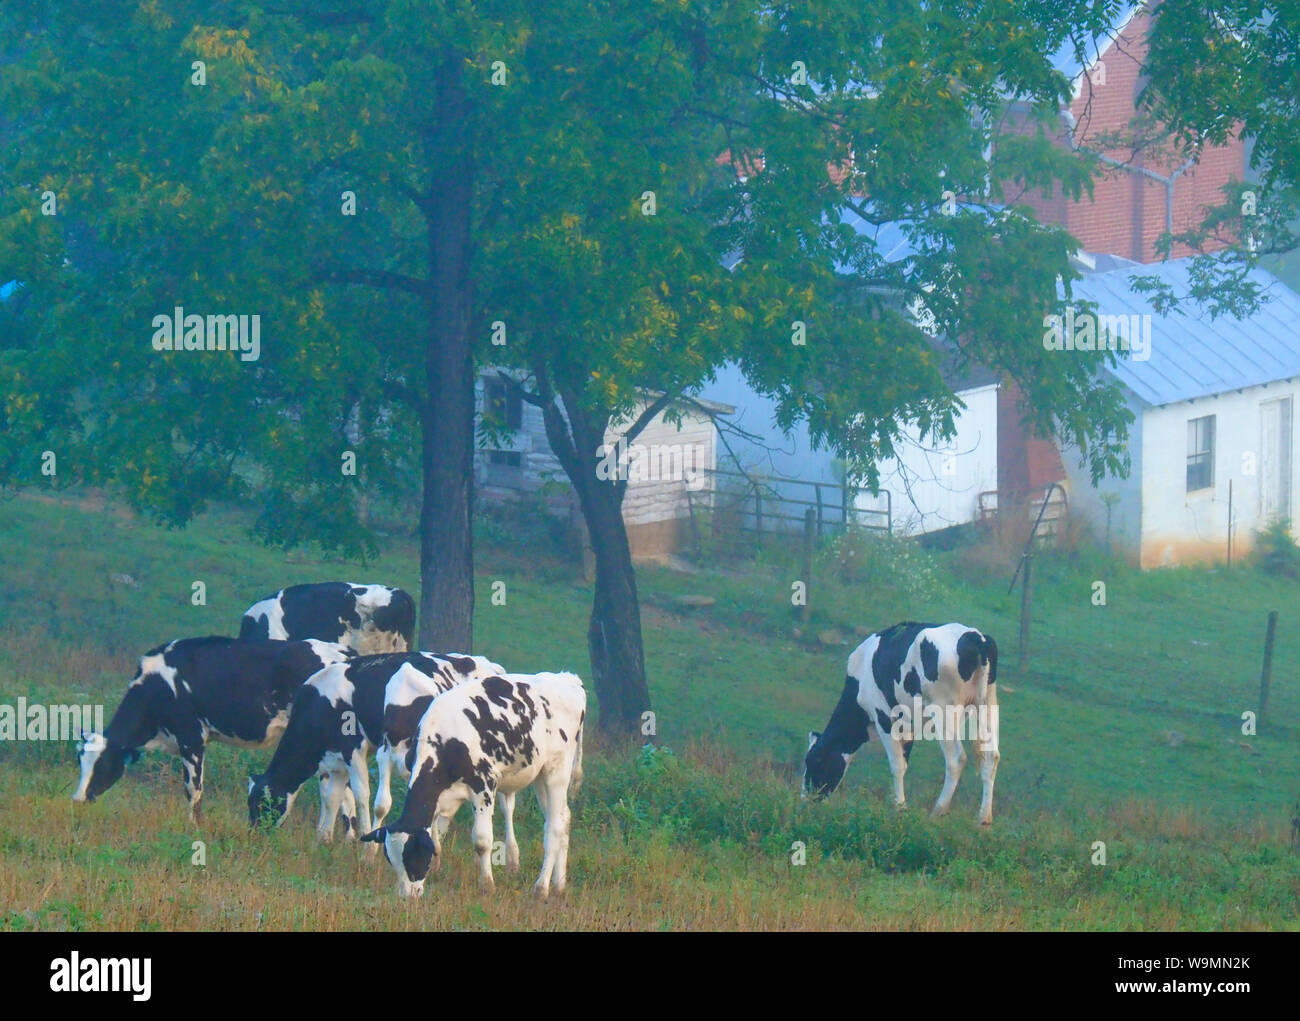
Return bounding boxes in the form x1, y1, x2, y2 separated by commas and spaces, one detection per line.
72, 582, 584, 899
69, 580, 1001, 901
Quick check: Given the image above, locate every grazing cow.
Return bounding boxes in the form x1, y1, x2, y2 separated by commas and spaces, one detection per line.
362, 671, 585, 900
239, 582, 415, 654
74, 637, 352, 819
803, 621, 1000, 825
247, 651, 505, 845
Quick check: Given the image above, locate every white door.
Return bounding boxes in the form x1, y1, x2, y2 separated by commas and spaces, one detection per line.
1259, 397, 1293, 523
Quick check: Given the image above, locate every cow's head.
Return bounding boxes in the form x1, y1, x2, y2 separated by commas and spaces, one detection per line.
247, 774, 294, 829
362, 825, 437, 898
802, 731, 852, 800
73, 733, 135, 804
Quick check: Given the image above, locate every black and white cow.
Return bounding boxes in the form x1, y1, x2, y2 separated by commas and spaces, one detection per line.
239, 582, 415, 654
74, 637, 352, 819
803, 621, 1000, 825
247, 651, 505, 845
362, 671, 585, 900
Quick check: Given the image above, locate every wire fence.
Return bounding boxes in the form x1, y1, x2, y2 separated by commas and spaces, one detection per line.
683, 467, 890, 559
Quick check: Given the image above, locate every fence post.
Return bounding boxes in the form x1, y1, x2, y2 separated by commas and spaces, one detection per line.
814, 484, 824, 539
754, 485, 763, 548
684, 482, 702, 559
1259, 610, 1278, 731
1018, 553, 1032, 672
801, 509, 815, 626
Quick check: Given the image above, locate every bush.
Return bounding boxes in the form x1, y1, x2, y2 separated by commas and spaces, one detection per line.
1253, 518, 1300, 579
474, 483, 579, 562
819, 528, 946, 602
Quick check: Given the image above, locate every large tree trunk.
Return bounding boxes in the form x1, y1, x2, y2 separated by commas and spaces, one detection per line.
418, 64, 476, 653
579, 475, 651, 734
537, 386, 651, 735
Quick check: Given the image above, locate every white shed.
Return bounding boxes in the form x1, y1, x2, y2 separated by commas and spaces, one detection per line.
1060, 258, 1300, 567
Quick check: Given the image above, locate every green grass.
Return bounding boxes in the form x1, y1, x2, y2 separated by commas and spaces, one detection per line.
1, 489, 1298, 930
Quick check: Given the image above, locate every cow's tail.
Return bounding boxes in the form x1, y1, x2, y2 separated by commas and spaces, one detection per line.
395, 589, 417, 652
570, 711, 585, 800
981, 633, 998, 685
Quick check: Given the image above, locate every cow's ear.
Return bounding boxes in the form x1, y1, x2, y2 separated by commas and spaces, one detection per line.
807, 731, 820, 751
360, 827, 387, 843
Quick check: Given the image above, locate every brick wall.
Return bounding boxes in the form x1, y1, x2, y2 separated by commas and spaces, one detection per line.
1014, 9, 1245, 264
998, 381, 1067, 493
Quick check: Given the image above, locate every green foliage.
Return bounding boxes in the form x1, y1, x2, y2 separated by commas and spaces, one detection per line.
1253, 518, 1300, 580
821, 528, 947, 603
1137, 2, 1299, 312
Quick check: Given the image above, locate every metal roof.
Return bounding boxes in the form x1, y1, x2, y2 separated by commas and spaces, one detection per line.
1067, 257, 1300, 406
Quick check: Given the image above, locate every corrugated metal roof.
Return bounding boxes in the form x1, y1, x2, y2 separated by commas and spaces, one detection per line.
1067, 257, 1300, 406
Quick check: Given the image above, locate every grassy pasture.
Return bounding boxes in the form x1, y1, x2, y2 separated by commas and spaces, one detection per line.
1, 491, 1298, 930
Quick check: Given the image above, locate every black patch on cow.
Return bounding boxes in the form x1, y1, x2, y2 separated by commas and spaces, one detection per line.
903, 740, 914, 762
447, 655, 477, 674
93, 636, 337, 808
239, 614, 271, 641
373, 588, 416, 649
462, 679, 538, 766
387, 695, 435, 762
874, 708, 892, 733
956, 630, 985, 682
398, 735, 481, 836
803, 675, 872, 798
400, 828, 437, 882
558, 728, 567, 742
919, 638, 941, 682
869, 622, 933, 708
982, 633, 998, 685
902, 667, 922, 697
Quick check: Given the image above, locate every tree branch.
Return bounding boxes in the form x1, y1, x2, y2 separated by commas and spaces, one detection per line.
312, 265, 428, 296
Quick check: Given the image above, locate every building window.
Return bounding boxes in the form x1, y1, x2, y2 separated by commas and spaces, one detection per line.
488, 450, 522, 468
1186, 415, 1215, 492
483, 378, 522, 430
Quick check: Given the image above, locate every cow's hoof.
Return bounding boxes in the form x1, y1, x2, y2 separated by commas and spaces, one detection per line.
532, 884, 550, 902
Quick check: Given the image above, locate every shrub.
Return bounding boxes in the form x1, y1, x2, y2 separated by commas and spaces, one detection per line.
1253, 518, 1300, 579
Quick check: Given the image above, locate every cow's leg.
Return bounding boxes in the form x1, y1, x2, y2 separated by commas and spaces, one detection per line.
499, 790, 520, 873
471, 793, 497, 891
551, 778, 574, 896
932, 736, 967, 817
348, 748, 373, 849
180, 744, 206, 822
877, 727, 909, 809
373, 746, 395, 830
534, 768, 572, 900
977, 693, 1000, 827
338, 782, 358, 840
316, 772, 349, 843
429, 810, 455, 873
